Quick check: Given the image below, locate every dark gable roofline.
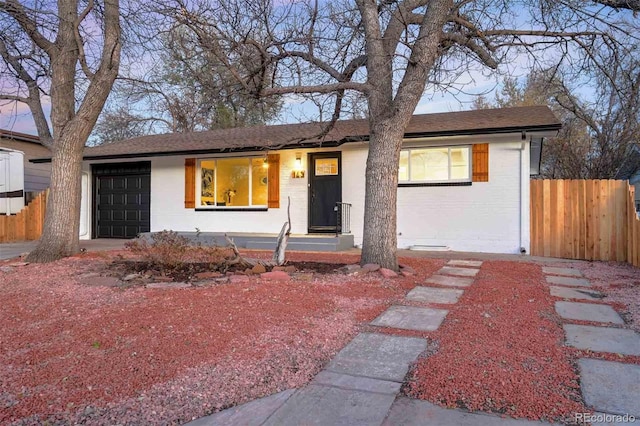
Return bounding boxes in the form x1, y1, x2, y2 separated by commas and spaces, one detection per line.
0, 129, 41, 144
30, 106, 561, 163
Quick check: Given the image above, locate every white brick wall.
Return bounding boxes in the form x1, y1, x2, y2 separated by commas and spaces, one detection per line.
81, 136, 530, 254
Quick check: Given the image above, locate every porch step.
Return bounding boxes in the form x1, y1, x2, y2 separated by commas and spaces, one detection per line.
245, 239, 352, 252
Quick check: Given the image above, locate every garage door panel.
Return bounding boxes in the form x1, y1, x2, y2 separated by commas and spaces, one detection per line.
94, 163, 151, 239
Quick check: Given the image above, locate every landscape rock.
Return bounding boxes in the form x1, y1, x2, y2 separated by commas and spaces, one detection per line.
361, 263, 380, 273
284, 265, 297, 273
8, 262, 29, 267
293, 272, 314, 282
400, 271, 414, 277
261, 271, 291, 281
399, 265, 416, 274
252, 264, 267, 274
146, 282, 191, 289
272, 266, 286, 272
194, 271, 223, 280
244, 268, 254, 275
122, 273, 140, 282
80, 276, 121, 287
379, 268, 399, 278
340, 264, 362, 274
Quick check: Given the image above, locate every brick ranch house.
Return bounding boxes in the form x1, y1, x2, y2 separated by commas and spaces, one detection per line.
32, 105, 561, 254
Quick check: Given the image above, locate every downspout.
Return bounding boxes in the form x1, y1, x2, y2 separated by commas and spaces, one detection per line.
519, 133, 528, 254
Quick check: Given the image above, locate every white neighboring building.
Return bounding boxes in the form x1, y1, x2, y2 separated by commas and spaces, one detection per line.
32, 106, 561, 254
0, 148, 25, 215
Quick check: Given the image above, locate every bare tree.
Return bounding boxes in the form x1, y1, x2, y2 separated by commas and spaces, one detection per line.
161, 0, 639, 269
0, 0, 121, 262
478, 52, 640, 180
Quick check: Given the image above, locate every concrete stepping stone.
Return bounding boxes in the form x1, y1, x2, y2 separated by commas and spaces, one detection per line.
371, 305, 448, 332
263, 383, 396, 426
447, 259, 483, 268
546, 275, 591, 287
550, 286, 603, 301
185, 389, 295, 426
326, 332, 427, 382
406, 286, 463, 304
312, 371, 401, 394
564, 324, 640, 356
542, 266, 583, 277
579, 359, 640, 416
438, 266, 479, 277
383, 397, 550, 425
555, 301, 624, 324
426, 274, 474, 288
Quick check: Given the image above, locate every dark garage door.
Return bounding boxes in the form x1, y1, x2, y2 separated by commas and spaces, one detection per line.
93, 162, 151, 238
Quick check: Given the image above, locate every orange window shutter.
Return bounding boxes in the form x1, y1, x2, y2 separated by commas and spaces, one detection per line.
472, 143, 489, 182
267, 154, 280, 208
184, 158, 196, 208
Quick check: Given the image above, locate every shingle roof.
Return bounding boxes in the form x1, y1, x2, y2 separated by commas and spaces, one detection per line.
33, 106, 561, 162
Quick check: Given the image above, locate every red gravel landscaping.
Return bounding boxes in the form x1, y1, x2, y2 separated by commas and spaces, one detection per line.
404, 260, 639, 423
0, 252, 441, 425
2, 250, 638, 425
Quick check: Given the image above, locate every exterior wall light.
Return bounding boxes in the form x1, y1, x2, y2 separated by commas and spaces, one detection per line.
292, 153, 305, 178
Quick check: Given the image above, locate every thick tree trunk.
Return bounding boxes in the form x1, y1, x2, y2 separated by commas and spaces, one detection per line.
26, 140, 83, 262
360, 121, 405, 270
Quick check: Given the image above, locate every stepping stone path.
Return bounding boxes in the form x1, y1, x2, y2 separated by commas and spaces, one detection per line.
563, 324, 640, 356
426, 274, 474, 287
549, 286, 602, 301
555, 301, 624, 324
543, 265, 640, 419
370, 305, 449, 331
406, 286, 463, 304
545, 275, 591, 287
190, 259, 495, 425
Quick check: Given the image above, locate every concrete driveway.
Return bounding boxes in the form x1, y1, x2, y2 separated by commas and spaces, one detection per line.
0, 239, 128, 260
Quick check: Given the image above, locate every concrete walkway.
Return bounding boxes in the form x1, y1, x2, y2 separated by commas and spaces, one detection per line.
0, 239, 127, 260
189, 260, 551, 426
545, 267, 640, 420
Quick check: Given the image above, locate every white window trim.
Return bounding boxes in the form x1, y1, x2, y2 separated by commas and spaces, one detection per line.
196, 156, 268, 209
399, 145, 472, 184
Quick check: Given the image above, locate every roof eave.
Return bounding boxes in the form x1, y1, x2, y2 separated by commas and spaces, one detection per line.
29, 122, 562, 164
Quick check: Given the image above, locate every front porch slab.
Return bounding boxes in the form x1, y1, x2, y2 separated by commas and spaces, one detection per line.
406, 286, 464, 304
325, 333, 427, 382
550, 286, 603, 301
438, 266, 479, 277
563, 324, 640, 355
425, 274, 474, 287
542, 266, 583, 277
555, 301, 624, 324
579, 359, 640, 416
546, 275, 591, 287
371, 305, 449, 332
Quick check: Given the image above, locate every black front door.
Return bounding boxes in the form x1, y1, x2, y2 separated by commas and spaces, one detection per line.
93, 162, 151, 238
308, 152, 341, 233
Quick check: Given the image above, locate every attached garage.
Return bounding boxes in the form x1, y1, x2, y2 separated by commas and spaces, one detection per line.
92, 162, 150, 238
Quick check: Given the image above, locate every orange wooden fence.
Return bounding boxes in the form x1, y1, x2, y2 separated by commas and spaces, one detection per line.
530, 179, 640, 267
0, 190, 48, 243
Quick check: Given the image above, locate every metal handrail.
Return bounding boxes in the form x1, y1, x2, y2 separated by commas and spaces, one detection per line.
335, 202, 352, 236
